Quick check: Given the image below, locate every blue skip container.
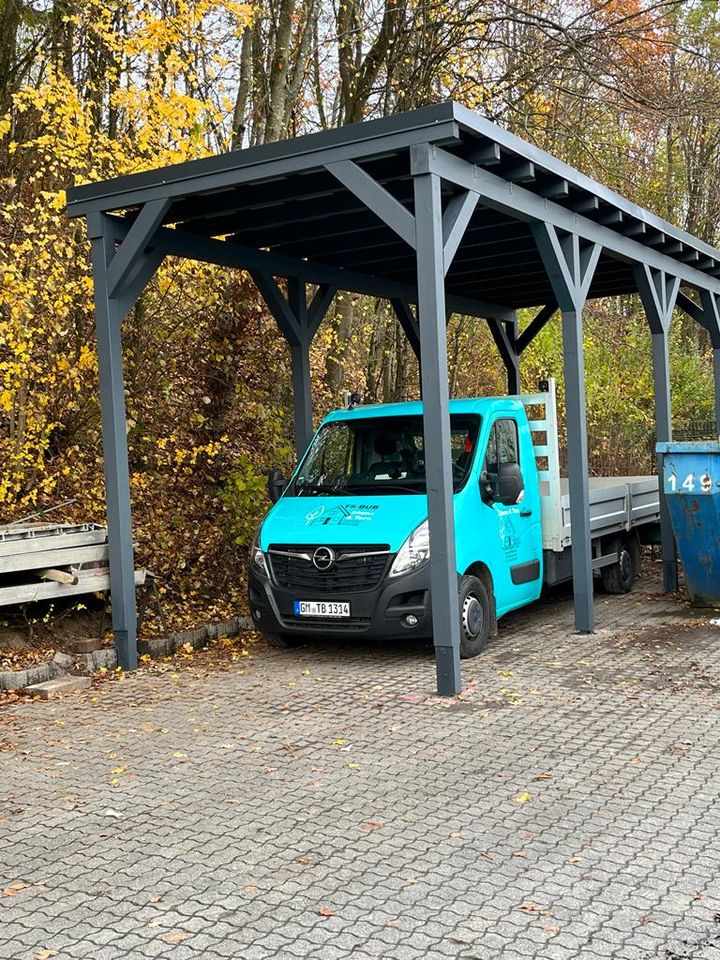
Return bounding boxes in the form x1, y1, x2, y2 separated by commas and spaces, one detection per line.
657, 441, 720, 606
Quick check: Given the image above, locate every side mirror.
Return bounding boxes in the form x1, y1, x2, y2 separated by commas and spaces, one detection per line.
479, 470, 494, 504
497, 462, 524, 505
267, 467, 287, 504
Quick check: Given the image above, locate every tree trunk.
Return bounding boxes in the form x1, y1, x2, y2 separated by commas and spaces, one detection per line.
264, 0, 295, 142
231, 26, 253, 149
0, 0, 22, 114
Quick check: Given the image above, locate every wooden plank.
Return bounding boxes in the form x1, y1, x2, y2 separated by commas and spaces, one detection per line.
0, 570, 146, 607
0, 544, 109, 574
38, 568, 79, 585
0, 529, 107, 559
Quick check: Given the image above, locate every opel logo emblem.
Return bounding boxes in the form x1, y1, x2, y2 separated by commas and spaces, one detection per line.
312, 546, 335, 571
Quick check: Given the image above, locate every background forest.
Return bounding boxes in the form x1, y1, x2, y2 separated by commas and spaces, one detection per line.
0, 0, 719, 624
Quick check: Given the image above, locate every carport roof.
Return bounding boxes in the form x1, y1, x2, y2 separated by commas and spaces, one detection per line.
66, 101, 720, 310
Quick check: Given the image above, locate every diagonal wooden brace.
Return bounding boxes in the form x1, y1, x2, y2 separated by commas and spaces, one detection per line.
106, 199, 170, 300
325, 160, 416, 248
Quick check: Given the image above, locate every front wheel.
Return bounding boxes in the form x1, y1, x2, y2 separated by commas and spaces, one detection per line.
601, 543, 635, 594
458, 575, 492, 659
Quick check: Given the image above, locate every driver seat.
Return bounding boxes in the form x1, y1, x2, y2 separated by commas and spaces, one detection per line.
366, 434, 401, 478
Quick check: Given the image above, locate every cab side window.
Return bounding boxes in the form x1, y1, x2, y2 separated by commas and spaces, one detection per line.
483, 418, 524, 505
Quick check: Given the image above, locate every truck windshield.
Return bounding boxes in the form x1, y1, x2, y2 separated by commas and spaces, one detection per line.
291, 414, 481, 496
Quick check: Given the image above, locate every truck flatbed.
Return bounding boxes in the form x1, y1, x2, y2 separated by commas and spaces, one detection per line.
519, 384, 660, 581
552, 475, 660, 548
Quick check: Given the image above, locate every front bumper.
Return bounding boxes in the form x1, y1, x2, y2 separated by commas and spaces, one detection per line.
248, 562, 432, 640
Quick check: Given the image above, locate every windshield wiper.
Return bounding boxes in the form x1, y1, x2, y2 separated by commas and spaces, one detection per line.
294, 482, 347, 495
350, 481, 426, 494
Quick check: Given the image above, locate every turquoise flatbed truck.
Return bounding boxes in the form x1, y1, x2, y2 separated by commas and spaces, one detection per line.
248, 380, 661, 657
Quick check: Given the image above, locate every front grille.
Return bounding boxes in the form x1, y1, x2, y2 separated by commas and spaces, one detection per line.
268, 544, 391, 594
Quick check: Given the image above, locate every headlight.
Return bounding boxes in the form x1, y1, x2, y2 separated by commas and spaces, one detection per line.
389, 519, 429, 577
250, 533, 269, 577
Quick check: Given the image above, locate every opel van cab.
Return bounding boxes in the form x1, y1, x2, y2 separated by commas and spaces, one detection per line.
248, 381, 660, 657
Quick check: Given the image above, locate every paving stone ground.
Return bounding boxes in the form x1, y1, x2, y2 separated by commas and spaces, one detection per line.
1, 569, 720, 960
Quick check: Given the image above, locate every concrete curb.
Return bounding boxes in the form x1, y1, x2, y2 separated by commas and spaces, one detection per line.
0, 615, 253, 690
138, 615, 253, 659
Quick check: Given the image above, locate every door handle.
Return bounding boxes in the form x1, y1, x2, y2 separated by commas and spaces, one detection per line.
519, 509, 532, 517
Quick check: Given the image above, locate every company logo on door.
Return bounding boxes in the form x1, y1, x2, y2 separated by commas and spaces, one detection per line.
497, 508, 520, 561
304, 504, 379, 526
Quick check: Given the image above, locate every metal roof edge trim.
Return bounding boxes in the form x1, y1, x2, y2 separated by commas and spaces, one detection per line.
451, 103, 720, 264
65, 101, 459, 215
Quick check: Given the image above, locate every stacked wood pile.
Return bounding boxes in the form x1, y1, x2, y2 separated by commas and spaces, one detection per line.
0, 523, 145, 608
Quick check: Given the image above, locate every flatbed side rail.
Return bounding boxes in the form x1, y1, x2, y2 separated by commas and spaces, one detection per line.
517, 379, 566, 551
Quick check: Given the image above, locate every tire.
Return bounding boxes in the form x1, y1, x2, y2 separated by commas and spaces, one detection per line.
601, 542, 635, 594
458, 575, 492, 659
261, 631, 303, 650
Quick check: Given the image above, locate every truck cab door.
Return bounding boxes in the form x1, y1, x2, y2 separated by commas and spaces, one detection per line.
480, 416, 543, 611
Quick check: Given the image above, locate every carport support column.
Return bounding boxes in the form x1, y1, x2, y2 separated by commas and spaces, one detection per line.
532, 224, 602, 633
714, 348, 720, 436
651, 331, 677, 591
699, 290, 720, 437
288, 280, 313, 456
412, 147, 462, 697
251, 273, 335, 460
505, 316, 520, 394
88, 215, 138, 671
635, 265, 680, 593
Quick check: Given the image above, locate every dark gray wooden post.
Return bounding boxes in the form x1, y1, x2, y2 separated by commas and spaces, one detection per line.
714, 348, 720, 436
635, 265, 680, 592
287, 278, 314, 456
87, 210, 166, 669
412, 145, 462, 696
504, 316, 520, 393
699, 290, 720, 437
532, 224, 601, 633
251, 274, 335, 460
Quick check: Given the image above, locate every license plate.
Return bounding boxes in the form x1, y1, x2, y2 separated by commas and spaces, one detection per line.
293, 600, 350, 618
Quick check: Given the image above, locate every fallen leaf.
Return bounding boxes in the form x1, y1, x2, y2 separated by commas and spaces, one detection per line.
332, 739, 346, 746
534, 773, 553, 781
542, 924, 560, 935
449, 831, 461, 838
360, 822, 384, 831
147, 895, 163, 904
347, 763, 359, 770
3, 882, 29, 896
318, 907, 335, 917
35, 951, 57, 960
160, 933, 190, 944
512, 850, 527, 858
513, 792, 532, 804
111, 766, 126, 775
243, 885, 259, 894
294, 857, 313, 866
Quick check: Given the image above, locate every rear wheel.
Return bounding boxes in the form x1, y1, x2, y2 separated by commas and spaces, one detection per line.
261, 631, 303, 650
458, 575, 491, 659
601, 542, 636, 594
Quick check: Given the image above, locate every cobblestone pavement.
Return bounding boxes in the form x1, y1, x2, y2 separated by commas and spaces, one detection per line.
1, 572, 720, 960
